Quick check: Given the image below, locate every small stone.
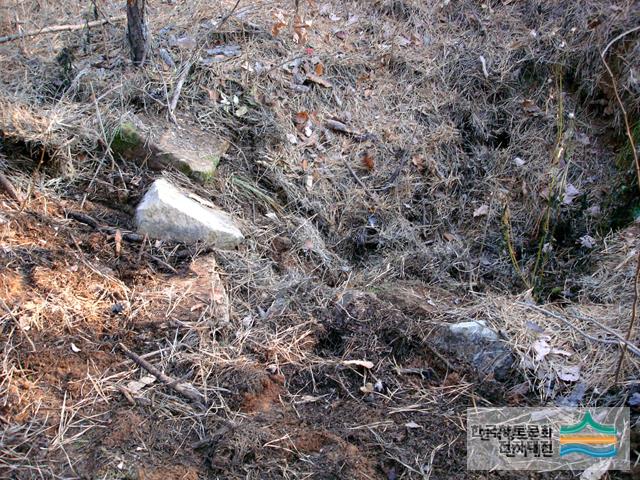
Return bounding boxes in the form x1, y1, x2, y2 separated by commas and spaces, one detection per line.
448, 320, 498, 341
135, 179, 244, 248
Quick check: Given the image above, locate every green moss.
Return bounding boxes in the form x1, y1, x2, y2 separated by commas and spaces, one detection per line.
205, 154, 221, 174
111, 122, 143, 154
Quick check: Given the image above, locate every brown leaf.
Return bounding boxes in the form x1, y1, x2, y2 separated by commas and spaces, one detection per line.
305, 73, 332, 88
294, 111, 310, 131
293, 14, 308, 44
314, 62, 324, 76
443, 232, 457, 242
411, 155, 425, 173
521, 99, 542, 116
206, 88, 219, 102
271, 21, 287, 37
361, 152, 375, 171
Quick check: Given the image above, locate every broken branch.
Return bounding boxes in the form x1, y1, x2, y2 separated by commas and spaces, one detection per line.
0, 15, 126, 44
119, 343, 206, 406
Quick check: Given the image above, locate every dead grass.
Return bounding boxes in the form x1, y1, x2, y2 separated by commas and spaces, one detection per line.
0, 0, 639, 477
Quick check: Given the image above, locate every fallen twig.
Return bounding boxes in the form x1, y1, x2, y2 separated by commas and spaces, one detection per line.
119, 343, 206, 406
0, 15, 126, 44
341, 157, 379, 205
0, 173, 22, 204
68, 210, 178, 272
325, 119, 377, 142
168, 61, 192, 123
68, 211, 143, 242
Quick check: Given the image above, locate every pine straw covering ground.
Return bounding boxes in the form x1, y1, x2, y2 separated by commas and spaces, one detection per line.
0, 0, 639, 478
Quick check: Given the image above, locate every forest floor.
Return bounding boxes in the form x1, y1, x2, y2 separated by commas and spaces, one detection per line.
0, 0, 639, 478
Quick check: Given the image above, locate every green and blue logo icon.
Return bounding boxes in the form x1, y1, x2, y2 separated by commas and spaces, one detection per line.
559, 411, 617, 458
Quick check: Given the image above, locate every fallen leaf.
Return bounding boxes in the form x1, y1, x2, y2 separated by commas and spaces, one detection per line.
525, 320, 544, 333
396, 35, 411, 47
550, 348, 572, 357
405, 421, 422, 429
126, 375, 156, 394
296, 395, 324, 404
271, 12, 288, 37
361, 152, 375, 171
411, 155, 425, 173
234, 105, 248, 117
306, 73, 332, 88
207, 88, 219, 102
579, 235, 596, 249
532, 339, 551, 362
360, 383, 374, 393
270, 21, 287, 36
190, 302, 206, 312
335, 30, 347, 40
563, 183, 580, 205
343, 359, 375, 369
346, 14, 359, 26
557, 365, 580, 382
314, 62, 324, 76
295, 111, 310, 127
443, 232, 457, 242
473, 204, 490, 217
586, 205, 601, 217
293, 14, 308, 44
303, 132, 319, 147
522, 99, 542, 116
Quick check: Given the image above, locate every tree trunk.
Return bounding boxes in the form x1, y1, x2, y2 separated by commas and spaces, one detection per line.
126, 0, 147, 66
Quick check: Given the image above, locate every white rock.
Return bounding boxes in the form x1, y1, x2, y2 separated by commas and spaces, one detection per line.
135, 179, 244, 248
448, 320, 498, 341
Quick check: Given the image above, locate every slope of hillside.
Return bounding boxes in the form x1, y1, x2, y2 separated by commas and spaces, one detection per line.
0, 0, 638, 478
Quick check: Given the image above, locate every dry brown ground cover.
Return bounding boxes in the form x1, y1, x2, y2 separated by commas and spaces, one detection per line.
0, 0, 639, 478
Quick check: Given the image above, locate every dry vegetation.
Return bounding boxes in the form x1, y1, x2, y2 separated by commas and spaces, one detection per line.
0, 0, 639, 478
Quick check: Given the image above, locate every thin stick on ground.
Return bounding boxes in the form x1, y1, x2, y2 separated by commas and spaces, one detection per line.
0, 16, 126, 43
0, 173, 22, 204
118, 342, 206, 406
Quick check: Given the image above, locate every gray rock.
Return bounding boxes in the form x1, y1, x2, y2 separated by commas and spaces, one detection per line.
442, 320, 513, 381
112, 116, 229, 183
135, 179, 244, 248
448, 320, 498, 341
